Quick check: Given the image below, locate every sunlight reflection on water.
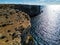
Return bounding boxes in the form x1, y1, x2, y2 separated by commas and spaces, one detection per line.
31, 5, 60, 45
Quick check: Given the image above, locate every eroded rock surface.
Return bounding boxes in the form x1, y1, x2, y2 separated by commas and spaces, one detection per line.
0, 5, 34, 45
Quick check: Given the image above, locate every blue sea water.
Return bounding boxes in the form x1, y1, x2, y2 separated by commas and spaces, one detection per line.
30, 5, 60, 45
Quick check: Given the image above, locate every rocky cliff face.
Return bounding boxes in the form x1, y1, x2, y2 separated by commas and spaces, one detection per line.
13, 4, 41, 17
0, 4, 34, 45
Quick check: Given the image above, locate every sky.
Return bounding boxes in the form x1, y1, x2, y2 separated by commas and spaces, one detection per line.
0, 0, 60, 5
